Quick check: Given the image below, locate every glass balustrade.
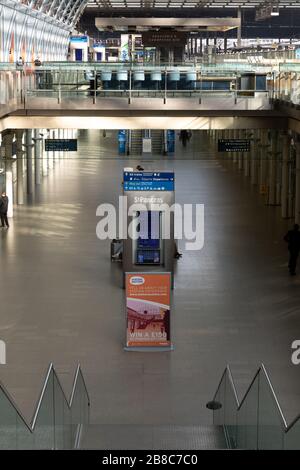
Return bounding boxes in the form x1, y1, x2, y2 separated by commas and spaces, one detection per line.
1, 61, 300, 113
212, 364, 300, 449
0, 364, 90, 450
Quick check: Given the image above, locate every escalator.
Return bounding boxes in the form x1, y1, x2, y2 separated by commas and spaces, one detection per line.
1, 362, 300, 449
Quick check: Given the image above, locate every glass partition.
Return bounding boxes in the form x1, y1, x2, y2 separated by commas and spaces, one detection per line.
212, 364, 300, 450
284, 417, 300, 450
0, 364, 89, 449
236, 373, 259, 449
257, 371, 285, 449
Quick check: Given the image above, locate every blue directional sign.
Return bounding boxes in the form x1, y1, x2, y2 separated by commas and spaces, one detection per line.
123, 171, 175, 191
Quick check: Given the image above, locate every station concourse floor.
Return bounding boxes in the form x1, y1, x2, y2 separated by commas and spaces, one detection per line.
0, 129, 300, 428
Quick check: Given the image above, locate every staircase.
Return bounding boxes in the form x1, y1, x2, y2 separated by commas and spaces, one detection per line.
128, 130, 164, 156
79, 424, 227, 450
129, 130, 143, 155
1, 363, 300, 449
151, 130, 164, 155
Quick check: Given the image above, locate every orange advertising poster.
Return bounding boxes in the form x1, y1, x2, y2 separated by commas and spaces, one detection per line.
126, 273, 171, 348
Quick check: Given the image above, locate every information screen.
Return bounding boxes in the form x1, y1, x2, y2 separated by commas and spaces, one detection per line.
136, 250, 160, 265
218, 139, 250, 153
138, 211, 160, 249
45, 139, 77, 152
124, 172, 175, 191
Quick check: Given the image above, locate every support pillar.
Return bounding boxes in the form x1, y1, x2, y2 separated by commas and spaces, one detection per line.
26, 129, 33, 195
244, 130, 251, 177
251, 130, 260, 186
34, 129, 41, 185
42, 129, 48, 176
233, 129, 238, 164
2, 131, 14, 218
259, 130, 269, 195
295, 141, 300, 224
16, 129, 24, 204
281, 133, 290, 218
238, 129, 244, 171
237, 8, 242, 48
267, 130, 278, 205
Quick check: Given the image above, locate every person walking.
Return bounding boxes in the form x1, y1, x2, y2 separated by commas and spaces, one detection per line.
284, 224, 300, 275
0, 192, 9, 228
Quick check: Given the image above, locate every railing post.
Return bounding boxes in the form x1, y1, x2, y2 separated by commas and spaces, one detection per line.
93, 68, 96, 105
199, 73, 202, 104
128, 69, 132, 104
235, 73, 238, 105
164, 69, 167, 104
58, 71, 61, 104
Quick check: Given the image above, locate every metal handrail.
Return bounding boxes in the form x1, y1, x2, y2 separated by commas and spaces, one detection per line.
260, 363, 287, 429
226, 365, 240, 408
31, 363, 54, 429
237, 366, 261, 409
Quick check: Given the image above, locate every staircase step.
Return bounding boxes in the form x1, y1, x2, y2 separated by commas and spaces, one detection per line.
79, 424, 227, 450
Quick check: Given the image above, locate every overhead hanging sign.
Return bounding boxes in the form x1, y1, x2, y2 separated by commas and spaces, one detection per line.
70, 35, 88, 43
218, 139, 250, 153
45, 139, 77, 152
125, 272, 172, 350
123, 171, 175, 191
142, 31, 187, 47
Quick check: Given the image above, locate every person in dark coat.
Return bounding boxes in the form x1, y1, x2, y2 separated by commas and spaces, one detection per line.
0, 192, 9, 228
284, 224, 300, 275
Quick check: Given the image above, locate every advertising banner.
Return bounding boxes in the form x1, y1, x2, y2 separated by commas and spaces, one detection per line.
125, 273, 171, 349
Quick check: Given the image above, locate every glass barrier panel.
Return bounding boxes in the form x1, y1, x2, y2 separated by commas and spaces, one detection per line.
236, 374, 259, 449
284, 419, 300, 449
16, 414, 34, 449
78, 369, 90, 427
213, 373, 225, 426
0, 387, 17, 449
70, 373, 82, 446
32, 371, 55, 449
53, 373, 67, 450
257, 372, 284, 450
224, 373, 238, 449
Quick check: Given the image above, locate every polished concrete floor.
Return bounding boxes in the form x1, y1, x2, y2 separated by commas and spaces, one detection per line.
0, 130, 300, 429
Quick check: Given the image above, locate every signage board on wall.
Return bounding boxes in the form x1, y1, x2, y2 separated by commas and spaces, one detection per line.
125, 272, 172, 350
218, 139, 250, 153
142, 137, 152, 154
45, 139, 77, 152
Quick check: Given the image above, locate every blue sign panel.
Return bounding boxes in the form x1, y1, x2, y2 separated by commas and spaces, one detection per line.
118, 130, 127, 154
70, 35, 88, 43
167, 130, 175, 154
123, 172, 175, 191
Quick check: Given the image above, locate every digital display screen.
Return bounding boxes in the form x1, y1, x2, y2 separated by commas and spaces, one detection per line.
137, 211, 160, 249
124, 172, 175, 191
138, 239, 160, 249
136, 250, 160, 265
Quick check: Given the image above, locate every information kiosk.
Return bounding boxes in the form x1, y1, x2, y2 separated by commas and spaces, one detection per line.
122, 171, 175, 285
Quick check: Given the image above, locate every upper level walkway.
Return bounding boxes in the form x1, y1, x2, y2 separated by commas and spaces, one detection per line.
1, 61, 300, 130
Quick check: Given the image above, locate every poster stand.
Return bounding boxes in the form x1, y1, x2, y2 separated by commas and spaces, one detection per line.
124, 272, 173, 352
